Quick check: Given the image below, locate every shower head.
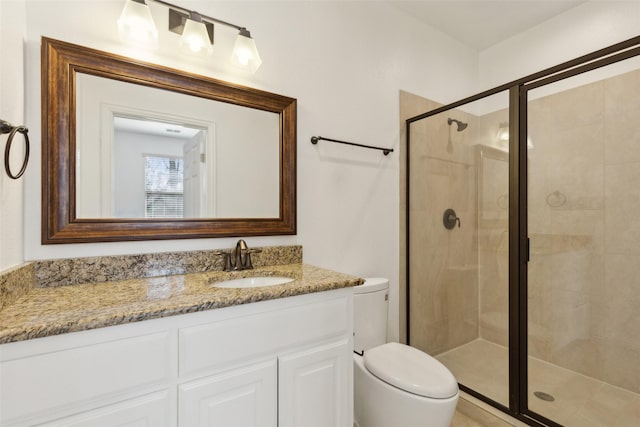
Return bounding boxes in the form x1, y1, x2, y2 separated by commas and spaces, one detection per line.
447, 118, 468, 132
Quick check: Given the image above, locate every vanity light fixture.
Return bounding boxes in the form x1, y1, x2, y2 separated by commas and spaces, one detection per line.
118, 0, 262, 72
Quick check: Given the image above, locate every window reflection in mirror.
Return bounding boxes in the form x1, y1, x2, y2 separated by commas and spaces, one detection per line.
144, 154, 185, 219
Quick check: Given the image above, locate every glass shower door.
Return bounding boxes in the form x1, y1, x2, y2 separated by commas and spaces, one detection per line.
407, 90, 512, 409
525, 59, 640, 426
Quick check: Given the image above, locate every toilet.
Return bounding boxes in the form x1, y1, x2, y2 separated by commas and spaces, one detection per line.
353, 278, 459, 427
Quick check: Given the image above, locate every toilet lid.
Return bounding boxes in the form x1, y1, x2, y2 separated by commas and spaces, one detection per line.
363, 342, 458, 399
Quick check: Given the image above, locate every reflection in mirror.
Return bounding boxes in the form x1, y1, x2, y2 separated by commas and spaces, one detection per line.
75, 73, 280, 220
477, 144, 508, 222
42, 37, 296, 243
113, 115, 205, 219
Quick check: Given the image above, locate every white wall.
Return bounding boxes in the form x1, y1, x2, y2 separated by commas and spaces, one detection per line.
479, 1, 640, 90
18, 1, 478, 341
0, 0, 26, 272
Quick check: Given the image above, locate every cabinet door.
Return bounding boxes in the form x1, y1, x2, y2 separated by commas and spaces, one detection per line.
179, 359, 277, 427
37, 391, 172, 427
278, 339, 352, 427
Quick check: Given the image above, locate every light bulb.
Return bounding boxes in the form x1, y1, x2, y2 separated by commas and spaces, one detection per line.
117, 0, 158, 48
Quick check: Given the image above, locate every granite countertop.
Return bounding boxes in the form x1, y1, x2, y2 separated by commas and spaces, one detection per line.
0, 264, 363, 345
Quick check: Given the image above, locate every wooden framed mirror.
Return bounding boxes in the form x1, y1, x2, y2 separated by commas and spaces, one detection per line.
41, 37, 296, 244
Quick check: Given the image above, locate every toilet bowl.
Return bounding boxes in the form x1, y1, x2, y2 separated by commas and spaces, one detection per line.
353, 278, 458, 427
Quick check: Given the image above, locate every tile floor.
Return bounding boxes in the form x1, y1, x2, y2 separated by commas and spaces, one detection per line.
437, 339, 640, 426
451, 395, 518, 427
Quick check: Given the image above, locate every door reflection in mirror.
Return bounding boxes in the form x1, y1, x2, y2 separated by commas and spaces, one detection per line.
112, 115, 209, 219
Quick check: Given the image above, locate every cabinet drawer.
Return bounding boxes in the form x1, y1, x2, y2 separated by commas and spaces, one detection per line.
1, 332, 171, 424
179, 293, 350, 378
37, 390, 172, 427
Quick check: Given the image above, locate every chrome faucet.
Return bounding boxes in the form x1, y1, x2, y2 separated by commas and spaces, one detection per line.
215, 239, 261, 271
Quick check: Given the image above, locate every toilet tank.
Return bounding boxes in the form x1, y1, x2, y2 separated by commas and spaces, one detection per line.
354, 278, 389, 353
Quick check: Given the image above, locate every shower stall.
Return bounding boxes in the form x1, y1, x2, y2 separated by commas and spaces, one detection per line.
406, 37, 640, 426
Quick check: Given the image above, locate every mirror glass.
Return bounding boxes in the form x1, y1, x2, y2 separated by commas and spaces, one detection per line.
75, 73, 280, 219
42, 37, 296, 244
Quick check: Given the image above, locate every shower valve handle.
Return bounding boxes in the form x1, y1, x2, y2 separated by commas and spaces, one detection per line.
443, 209, 461, 230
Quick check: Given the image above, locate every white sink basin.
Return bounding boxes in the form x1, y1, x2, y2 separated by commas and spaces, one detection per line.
212, 276, 294, 288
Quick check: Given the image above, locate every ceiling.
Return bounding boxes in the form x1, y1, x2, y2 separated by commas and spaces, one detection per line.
389, 1, 586, 50
114, 116, 201, 140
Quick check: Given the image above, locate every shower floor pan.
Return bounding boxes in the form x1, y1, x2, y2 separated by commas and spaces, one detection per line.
436, 339, 640, 426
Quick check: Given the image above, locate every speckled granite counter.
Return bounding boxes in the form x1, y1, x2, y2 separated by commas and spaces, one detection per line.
0, 264, 363, 345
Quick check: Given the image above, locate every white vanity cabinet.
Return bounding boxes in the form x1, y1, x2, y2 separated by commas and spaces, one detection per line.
0, 288, 353, 427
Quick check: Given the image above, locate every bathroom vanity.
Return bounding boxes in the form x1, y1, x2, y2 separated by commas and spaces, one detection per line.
0, 263, 361, 427
0, 37, 356, 426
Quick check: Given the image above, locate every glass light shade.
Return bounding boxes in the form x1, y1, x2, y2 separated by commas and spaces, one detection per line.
181, 18, 213, 55
117, 0, 158, 47
230, 31, 262, 73
497, 122, 509, 143
496, 122, 534, 149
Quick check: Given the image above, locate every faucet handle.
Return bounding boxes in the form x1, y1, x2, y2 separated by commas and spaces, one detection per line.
213, 251, 234, 271
243, 248, 262, 270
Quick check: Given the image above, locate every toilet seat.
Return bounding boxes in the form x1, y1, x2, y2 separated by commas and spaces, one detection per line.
363, 342, 458, 399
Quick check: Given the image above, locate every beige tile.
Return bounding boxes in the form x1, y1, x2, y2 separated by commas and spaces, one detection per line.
605, 162, 640, 255
600, 254, 640, 305
408, 108, 480, 356
574, 383, 640, 427
601, 338, 640, 394
604, 106, 640, 164
400, 90, 441, 121
439, 339, 640, 426
549, 80, 604, 132
451, 410, 487, 427
603, 68, 640, 115
453, 397, 516, 427
437, 340, 510, 407
546, 123, 604, 203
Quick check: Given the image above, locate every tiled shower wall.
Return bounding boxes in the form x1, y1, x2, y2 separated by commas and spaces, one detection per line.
404, 91, 480, 356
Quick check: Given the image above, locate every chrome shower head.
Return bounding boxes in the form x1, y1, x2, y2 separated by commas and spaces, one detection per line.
447, 118, 468, 132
